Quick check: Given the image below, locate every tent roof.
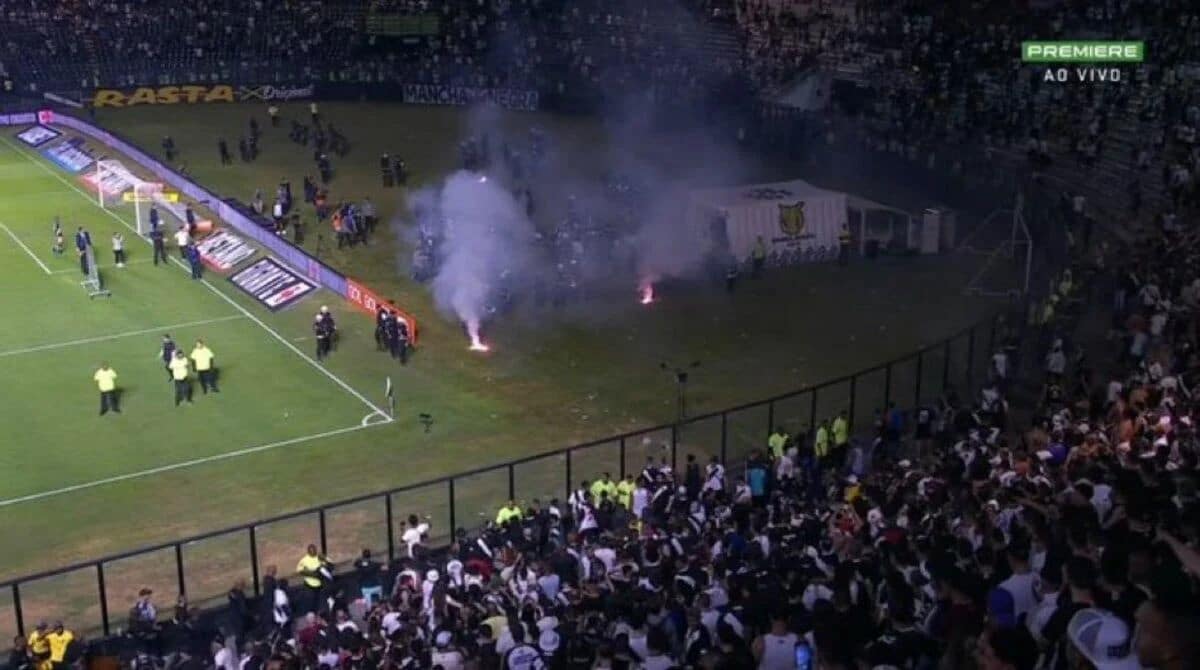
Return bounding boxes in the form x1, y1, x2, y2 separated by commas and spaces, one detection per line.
847, 194, 913, 218
690, 178, 845, 210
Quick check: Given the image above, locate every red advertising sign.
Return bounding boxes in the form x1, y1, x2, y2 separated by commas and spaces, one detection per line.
346, 279, 418, 344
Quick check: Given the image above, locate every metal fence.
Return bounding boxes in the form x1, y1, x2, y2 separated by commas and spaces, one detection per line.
0, 310, 1009, 640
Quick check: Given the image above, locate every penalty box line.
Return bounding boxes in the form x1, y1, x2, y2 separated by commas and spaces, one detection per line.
0, 422, 385, 508
0, 314, 246, 359
0, 221, 52, 274
0, 135, 394, 424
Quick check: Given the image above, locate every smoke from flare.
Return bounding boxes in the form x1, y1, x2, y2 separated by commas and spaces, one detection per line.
467, 319, 490, 352
639, 281, 655, 305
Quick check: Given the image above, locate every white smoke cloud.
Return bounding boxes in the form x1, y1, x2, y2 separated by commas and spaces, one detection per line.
425, 171, 537, 346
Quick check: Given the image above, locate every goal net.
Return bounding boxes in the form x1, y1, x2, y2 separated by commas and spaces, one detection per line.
92, 159, 186, 236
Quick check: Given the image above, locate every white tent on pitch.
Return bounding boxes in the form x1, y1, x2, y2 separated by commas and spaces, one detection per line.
686, 178, 849, 267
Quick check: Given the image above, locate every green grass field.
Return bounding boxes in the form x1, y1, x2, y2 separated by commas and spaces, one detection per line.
0, 103, 1005, 635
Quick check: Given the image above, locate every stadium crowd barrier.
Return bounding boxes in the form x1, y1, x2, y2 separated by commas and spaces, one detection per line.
0, 310, 1012, 643
0, 111, 417, 340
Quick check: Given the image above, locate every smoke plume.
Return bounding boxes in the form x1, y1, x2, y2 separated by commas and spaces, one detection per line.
425, 172, 537, 347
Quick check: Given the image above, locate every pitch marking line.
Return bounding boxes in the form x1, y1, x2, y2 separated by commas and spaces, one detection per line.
0, 314, 246, 359
0, 135, 395, 425
0, 221, 52, 274
48, 257, 154, 274
0, 423, 378, 508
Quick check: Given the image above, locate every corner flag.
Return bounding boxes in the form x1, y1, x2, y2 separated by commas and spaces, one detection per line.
385, 376, 395, 417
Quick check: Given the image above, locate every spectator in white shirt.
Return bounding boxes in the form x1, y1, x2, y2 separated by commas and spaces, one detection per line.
401, 514, 429, 557
996, 543, 1040, 622
174, 226, 190, 259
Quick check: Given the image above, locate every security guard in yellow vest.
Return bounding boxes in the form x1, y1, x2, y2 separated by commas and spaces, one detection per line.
296, 545, 323, 589
28, 622, 50, 670
296, 544, 324, 615
751, 236, 767, 278
767, 427, 788, 460
590, 473, 618, 506
190, 339, 219, 394
93, 362, 120, 415
495, 500, 523, 526
832, 412, 851, 468
169, 349, 192, 406
615, 475, 636, 509
46, 622, 73, 668
814, 420, 831, 462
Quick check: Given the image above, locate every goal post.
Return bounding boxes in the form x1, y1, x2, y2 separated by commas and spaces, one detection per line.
94, 159, 166, 237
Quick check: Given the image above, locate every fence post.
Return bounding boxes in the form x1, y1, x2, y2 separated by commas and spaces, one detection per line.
914, 353, 923, 406
385, 494, 395, 562
884, 362, 893, 408
720, 412, 728, 464
318, 509, 328, 556
97, 562, 110, 637
848, 375, 857, 430
12, 583, 23, 637
175, 542, 186, 596
448, 478, 457, 533
249, 526, 261, 597
619, 437, 627, 479
966, 325, 976, 392
989, 313, 998, 355
565, 449, 573, 499
507, 464, 515, 501
670, 424, 679, 470
942, 339, 951, 393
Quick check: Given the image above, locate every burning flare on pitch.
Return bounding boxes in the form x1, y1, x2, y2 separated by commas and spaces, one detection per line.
639, 281, 655, 305
466, 319, 490, 352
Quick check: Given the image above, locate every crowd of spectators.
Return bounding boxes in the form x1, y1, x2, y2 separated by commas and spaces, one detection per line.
11, 224, 1200, 669
5, 0, 1195, 219
734, 0, 1200, 218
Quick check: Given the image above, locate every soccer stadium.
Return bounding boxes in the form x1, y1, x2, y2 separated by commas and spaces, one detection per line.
0, 1, 1197, 669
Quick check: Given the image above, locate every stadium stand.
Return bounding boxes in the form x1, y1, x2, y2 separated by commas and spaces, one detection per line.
2, 1, 1199, 669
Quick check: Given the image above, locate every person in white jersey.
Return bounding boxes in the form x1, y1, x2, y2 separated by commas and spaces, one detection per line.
752, 612, 799, 670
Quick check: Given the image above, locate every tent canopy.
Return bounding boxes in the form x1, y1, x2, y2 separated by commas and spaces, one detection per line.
688, 178, 849, 264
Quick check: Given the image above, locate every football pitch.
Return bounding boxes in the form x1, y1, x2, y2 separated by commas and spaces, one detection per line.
0, 105, 1005, 633
0, 131, 390, 496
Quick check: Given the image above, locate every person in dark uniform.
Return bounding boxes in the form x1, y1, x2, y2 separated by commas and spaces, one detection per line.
384, 313, 404, 363
162, 136, 175, 161
218, 138, 231, 165
395, 316, 409, 365
159, 334, 176, 381
148, 204, 160, 234
185, 203, 197, 237
291, 214, 304, 245
380, 153, 393, 187
186, 244, 203, 280
318, 306, 337, 350
838, 224, 851, 265
374, 307, 388, 351
74, 226, 91, 275
314, 314, 332, 360
150, 226, 167, 265
392, 156, 407, 185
